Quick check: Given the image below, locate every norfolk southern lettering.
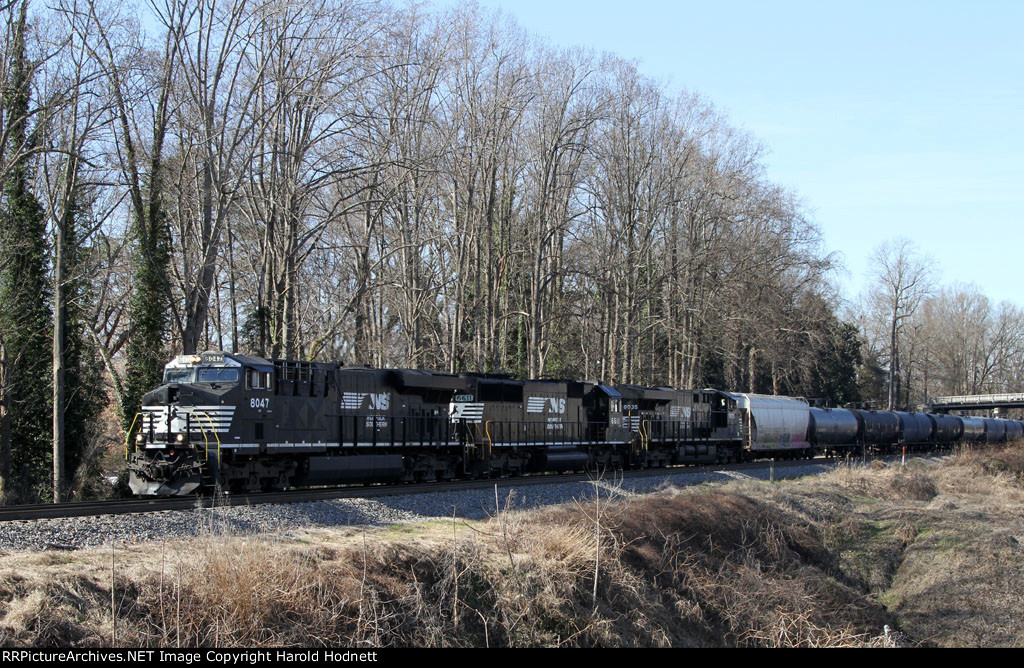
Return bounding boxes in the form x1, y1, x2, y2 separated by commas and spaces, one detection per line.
126, 351, 1020, 496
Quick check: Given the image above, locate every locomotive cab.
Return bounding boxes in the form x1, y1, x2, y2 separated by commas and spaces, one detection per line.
140, 352, 245, 442
581, 383, 628, 443
128, 351, 287, 495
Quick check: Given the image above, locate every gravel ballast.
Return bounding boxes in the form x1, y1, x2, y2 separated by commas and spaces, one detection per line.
0, 460, 845, 553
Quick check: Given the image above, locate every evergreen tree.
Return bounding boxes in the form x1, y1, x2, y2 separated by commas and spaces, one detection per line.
114, 11, 176, 434
122, 203, 170, 433
58, 188, 107, 498
809, 321, 864, 406
0, 0, 52, 502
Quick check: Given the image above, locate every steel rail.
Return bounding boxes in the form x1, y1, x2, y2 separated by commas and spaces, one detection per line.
0, 452, 934, 523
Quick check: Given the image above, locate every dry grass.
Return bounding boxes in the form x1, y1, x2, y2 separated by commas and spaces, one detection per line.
2, 446, 1024, 647
809, 446, 1024, 646
825, 460, 938, 502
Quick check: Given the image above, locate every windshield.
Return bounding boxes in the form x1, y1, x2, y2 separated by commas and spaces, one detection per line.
197, 367, 239, 385
163, 368, 194, 384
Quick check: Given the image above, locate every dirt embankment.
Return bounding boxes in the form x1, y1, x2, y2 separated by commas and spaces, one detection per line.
1, 447, 1023, 647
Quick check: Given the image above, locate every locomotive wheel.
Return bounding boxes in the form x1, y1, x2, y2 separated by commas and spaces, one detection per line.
413, 470, 436, 483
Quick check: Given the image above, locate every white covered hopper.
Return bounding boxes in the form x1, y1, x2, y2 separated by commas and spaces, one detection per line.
731, 393, 810, 451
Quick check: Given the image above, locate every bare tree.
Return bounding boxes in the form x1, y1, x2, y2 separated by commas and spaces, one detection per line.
363, 4, 451, 368
233, 0, 379, 359
432, 6, 532, 373
519, 47, 600, 378
868, 238, 933, 409
39, 0, 116, 501
916, 285, 1024, 400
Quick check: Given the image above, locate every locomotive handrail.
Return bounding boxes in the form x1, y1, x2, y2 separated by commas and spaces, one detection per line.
628, 418, 710, 443
474, 419, 603, 445
341, 413, 456, 448
192, 414, 211, 462
124, 412, 143, 460
195, 411, 221, 464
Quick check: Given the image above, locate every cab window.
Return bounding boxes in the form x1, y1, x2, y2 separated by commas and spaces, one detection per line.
197, 367, 239, 384
164, 368, 194, 384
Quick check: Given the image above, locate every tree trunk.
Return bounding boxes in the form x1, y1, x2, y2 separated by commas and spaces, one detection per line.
52, 216, 65, 503
889, 308, 898, 410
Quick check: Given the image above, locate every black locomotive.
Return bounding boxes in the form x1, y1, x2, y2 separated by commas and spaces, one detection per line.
126, 352, 1021, 495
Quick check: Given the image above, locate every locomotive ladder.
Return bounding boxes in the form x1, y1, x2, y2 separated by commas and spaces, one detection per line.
194, 412, 222, 490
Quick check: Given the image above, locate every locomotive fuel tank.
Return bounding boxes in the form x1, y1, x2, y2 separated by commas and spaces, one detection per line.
299, 454, 406, 485
536, 446, 592, 471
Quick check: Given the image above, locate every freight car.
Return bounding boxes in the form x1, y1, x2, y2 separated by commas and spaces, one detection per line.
808, 407, 860, 455
732, 393, 813, 457
126, 351, 1021, 496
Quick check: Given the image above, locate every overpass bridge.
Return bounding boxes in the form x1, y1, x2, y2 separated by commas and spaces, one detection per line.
926, 393, 1024, 414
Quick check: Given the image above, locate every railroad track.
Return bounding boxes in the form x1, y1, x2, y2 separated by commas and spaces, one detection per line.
0, 452, 924, 523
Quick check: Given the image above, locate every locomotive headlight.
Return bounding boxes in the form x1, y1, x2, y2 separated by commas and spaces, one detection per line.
175, 434, 185, 442
135, 434, 145, 443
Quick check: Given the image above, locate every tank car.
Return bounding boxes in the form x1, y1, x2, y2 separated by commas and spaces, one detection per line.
982, 417, 1007, 444
894, 411, 935, 450
850, 410, 901, 453
808, 407, 861, 455
928, 413, 963, 448
960, 416, 986, 443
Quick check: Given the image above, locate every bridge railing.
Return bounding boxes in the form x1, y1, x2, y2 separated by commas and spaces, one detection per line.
930, 393, 1024, 406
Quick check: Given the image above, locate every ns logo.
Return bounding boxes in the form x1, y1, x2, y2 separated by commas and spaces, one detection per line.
340, 392, 391, 412
527, 396, 566, 414
366, 393, 390, 411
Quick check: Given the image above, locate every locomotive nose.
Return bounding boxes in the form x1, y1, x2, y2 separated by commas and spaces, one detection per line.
142, 383, 218, 408
142, 385, 173, 406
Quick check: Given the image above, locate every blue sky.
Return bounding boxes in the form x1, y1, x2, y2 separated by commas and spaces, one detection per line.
432, 0, 1024, 308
